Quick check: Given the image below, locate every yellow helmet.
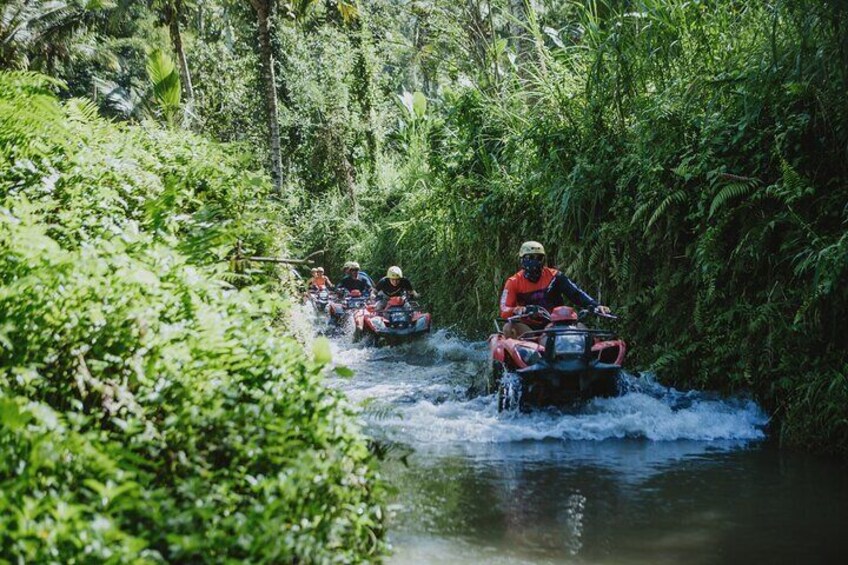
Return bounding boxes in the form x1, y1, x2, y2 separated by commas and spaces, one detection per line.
518, 241, 545, 257
387, 266, 403, 279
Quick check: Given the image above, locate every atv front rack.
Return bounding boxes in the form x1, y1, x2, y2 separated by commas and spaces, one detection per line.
493, 319, 617, 340
518, 327, 617, 340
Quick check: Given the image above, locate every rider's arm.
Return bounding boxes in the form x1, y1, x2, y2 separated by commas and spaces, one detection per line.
550, 272, 598, 308
324, 276, 333, 286
403, 278, 418, 297
499, 278, 522, 318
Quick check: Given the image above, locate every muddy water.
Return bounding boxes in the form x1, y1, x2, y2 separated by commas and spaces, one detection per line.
309, 316, 848, 564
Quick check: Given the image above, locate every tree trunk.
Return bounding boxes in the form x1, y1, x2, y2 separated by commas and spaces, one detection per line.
509, 0, 528, 61
251, 0, 283, 193
323, 126, 358, 211
167, 0, 194, 106
349, 16, 377, 189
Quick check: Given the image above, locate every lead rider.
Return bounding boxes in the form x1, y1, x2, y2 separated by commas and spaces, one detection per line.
500, 241, 610, 338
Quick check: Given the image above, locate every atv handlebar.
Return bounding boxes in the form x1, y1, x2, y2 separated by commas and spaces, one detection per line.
507, 305, 551, 323
579, 308, 619, 320
505, 305, 619, 324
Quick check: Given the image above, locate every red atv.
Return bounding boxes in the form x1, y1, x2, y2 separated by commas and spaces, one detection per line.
327, 289, 368, 329
488, 305, 626, 411
353, 295, 432, 345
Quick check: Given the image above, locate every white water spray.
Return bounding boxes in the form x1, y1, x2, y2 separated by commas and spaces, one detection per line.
322, 324, 768, 445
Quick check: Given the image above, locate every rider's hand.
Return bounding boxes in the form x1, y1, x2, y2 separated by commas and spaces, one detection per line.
512, 306, 526, 315
411, 290, 419, 298
595, 305, 611, 315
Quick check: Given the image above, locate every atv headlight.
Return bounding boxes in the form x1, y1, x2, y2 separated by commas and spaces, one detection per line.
371, 317, 386, 330
515, 345, 542, 365
554, 334, 587, 355
415, 316, 429, 330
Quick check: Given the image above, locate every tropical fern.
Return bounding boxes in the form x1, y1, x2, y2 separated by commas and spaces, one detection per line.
709, 180, 756, 218
645, 189, 687, 232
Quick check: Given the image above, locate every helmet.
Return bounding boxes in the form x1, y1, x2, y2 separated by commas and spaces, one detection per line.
316, 267, 324, 273
348, 261, 361, 270
343, 261, 354, 270
387, 266, 402, 279
518, 241, 545, 257
310, 267, 318, 273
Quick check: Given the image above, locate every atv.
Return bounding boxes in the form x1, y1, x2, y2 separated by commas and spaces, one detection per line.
327, 289, 368, 328
306, 287, 332, 313
488, 305, 626, 411
353, 295, 431, 345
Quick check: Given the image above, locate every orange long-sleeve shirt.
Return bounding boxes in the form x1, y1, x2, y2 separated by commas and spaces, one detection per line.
499, 267, 558, 318
499, 267, 598, 318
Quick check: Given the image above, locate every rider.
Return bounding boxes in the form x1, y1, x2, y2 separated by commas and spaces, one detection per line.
500, 241, 610, 338
307, 267, 332, 291
342, 261, 375, 288
372, 266, 418, 310
336, 261, 371, 294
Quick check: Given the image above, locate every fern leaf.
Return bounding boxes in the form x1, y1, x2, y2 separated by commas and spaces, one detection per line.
709, 182, 753, 218
645, 190, 686, 231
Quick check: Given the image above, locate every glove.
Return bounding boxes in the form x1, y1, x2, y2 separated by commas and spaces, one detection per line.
512, 306, 526, 316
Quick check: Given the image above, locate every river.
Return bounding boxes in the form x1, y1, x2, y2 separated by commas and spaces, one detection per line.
301, 313, 848, 564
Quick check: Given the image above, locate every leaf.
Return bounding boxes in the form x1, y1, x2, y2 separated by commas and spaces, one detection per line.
397, 91, 414, 116
147, 49, 181, 122
0, 398, 33, 430
644, 190, 687, 231
412, 91, 427, 119
709, 182, 754, 218
543, 26, 566, 49
312, 336, 332, 365
333, 365, 355, 378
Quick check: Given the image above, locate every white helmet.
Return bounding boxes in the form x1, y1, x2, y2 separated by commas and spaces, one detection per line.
518, 241, 546, 257
348, 261, 361, 270
387, 266, 403, 279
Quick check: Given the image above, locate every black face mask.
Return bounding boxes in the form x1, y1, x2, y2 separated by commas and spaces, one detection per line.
521, 257, 543, 282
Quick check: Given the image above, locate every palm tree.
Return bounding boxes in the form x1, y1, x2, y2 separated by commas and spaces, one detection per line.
152, 0, 195, 107
0, 0, 111, 72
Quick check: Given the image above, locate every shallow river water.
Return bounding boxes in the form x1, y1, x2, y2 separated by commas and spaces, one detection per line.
309, 317, 848, 564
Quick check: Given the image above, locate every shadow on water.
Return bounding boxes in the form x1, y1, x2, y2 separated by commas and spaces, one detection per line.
385, 440, 848, 564
304, 312, 848, 564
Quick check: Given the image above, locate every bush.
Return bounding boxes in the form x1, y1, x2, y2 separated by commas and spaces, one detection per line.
0, 71, 386, 562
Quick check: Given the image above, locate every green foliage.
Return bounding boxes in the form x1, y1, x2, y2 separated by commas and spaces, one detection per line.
146, 49, 181, 125
0, 72, 386, 562
301, 0, 848, 456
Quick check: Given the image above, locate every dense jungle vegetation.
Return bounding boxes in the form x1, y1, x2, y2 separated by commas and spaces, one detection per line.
0, 0, 846, 560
